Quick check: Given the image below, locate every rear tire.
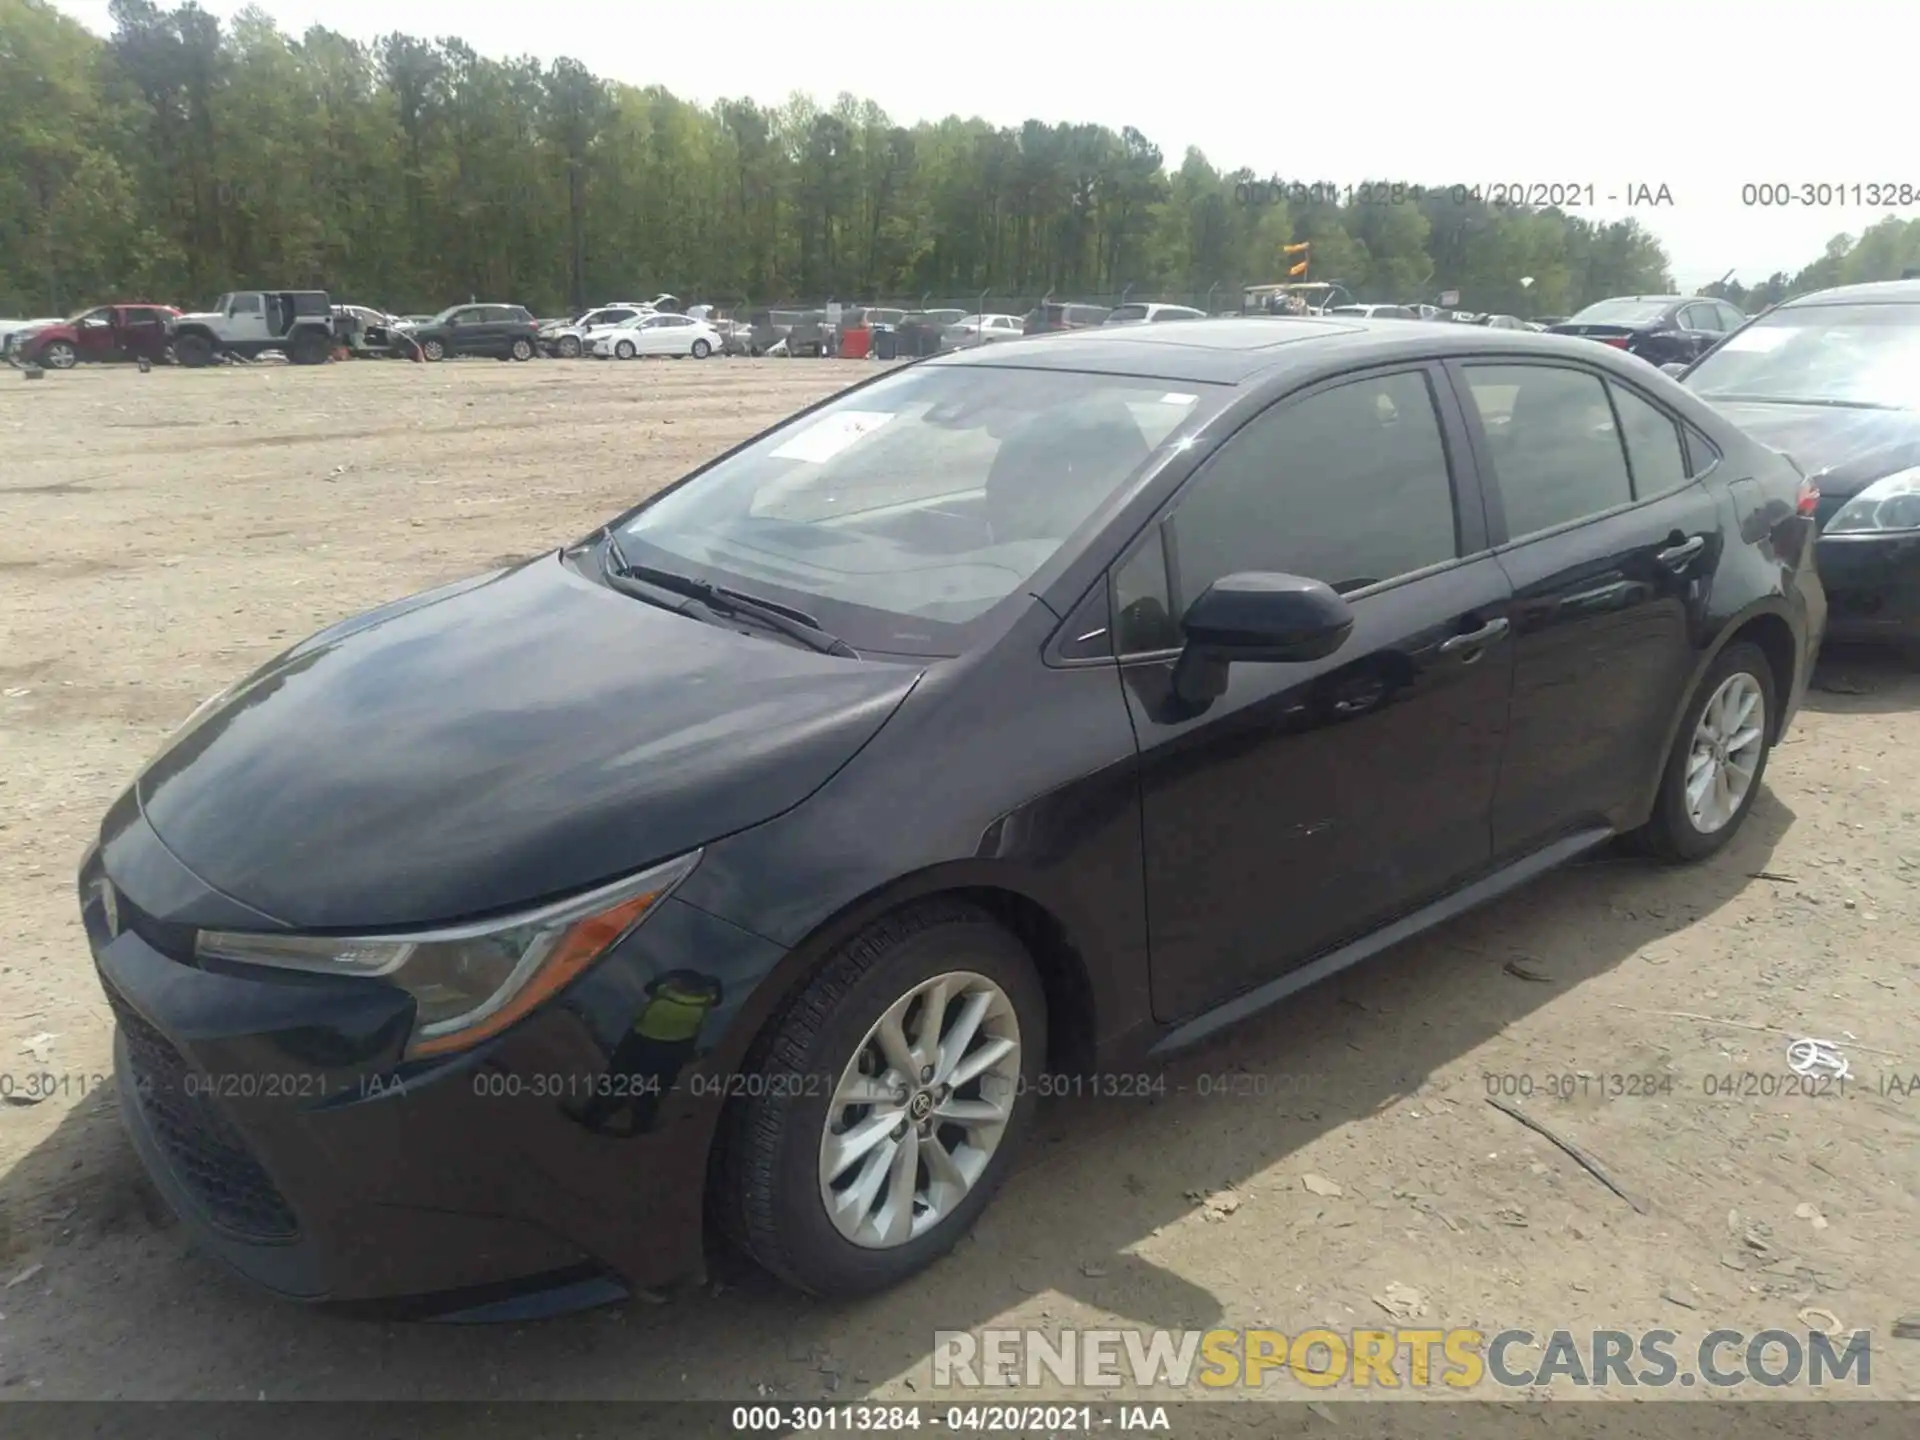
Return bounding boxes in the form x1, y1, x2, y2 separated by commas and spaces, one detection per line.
510, 337, 534, 361
715, 902, 1045, 1298
173, 334, 213, 368
1631, 640, 1775, 863
558, 335, 582, 359
420, 338, 445, 362
691, 338, 711, 359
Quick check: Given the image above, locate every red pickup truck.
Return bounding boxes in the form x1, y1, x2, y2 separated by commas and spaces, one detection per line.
14, 304, 180, 369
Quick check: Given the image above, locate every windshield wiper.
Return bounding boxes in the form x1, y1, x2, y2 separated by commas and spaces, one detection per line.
601, 532, 858, 657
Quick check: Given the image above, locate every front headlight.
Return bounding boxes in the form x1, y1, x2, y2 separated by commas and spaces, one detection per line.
195, 850, 701, 1058
1826, 468, 1920, 534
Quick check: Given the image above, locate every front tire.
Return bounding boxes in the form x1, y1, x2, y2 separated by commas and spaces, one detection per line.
558, 335, 582, 359
716, 902, 1044, 1297
615, 339, 636, 360
41, 341, 78, 370
173, 333, 213, 368
1633, 640, 1775, 862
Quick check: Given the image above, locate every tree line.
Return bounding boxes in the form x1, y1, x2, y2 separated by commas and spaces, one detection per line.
5, 0, 1920, 320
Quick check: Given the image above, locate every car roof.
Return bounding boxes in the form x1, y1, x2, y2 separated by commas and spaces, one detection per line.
1779, 279, 1920, 307
926, 315, 1694, 386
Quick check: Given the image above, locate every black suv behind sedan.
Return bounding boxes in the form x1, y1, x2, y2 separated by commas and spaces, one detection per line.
406, 303, 540, 362
82, 318, 1823, 1319
1551, 295, 1747, 366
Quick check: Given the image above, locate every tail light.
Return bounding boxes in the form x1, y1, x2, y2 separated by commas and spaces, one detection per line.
1796, 479, 1821, 517
1600, 336, 1631, 349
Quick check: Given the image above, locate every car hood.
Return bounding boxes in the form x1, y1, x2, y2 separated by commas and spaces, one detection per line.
173, 310, 222, 326
135, 554, 923, 930
1693, 398, 1920, 500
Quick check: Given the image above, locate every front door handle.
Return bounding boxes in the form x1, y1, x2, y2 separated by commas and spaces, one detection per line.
1438, 616, 1510, 657
1656, 534, 1707, 570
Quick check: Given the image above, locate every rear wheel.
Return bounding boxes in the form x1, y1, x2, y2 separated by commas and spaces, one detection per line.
716, 902, 1044, 1297
1632, 640, 1775, 862
420, 338, 445, 362
510, 337, 534, 361
173, 333, 213, 368
41, 341, 78, 370
690, 338, 712, 359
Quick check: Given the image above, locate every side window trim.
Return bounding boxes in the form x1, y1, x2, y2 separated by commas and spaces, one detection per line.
1105, 361, 1485, 661
1683, 425, 1723, 480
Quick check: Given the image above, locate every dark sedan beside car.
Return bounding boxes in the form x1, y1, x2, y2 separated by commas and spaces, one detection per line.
82, 317, 1823, 1320
1552, 295, 1747, 366
1681, 279, 1920, 652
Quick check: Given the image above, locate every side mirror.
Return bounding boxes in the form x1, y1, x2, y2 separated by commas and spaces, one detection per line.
1170, 572, 1355, 706
1660, 361, 1689, 378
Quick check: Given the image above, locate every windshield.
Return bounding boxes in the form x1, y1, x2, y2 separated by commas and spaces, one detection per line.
429, 305, 462, 325
1568, 298, 1671, 326
1684, 302, 1920, 410
612, 366, 1223, 655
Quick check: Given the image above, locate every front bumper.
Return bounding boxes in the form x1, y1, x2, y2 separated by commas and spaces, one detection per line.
1815, 530, 1920, 644
79, 819, 784, 1317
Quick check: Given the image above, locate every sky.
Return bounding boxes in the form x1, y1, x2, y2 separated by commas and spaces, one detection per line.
48, 0, 1920, 291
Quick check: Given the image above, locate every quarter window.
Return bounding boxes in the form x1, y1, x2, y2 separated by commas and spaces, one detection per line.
1608, 383, 1689, 497
1463, 364, 1634, 538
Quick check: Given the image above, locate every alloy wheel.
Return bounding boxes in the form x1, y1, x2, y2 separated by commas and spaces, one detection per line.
1685, 671, 1766, 834
818, 970, 1021, 1249
44, 343, 77, 370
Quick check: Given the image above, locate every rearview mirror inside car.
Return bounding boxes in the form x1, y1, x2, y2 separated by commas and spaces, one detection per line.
1171, 572, 1355, 707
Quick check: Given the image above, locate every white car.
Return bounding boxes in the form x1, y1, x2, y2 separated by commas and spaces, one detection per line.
591, 313, 724, 360
1102, 302, 1207, 325
939, 313, 1025, 349
1327, 303, 1419, 320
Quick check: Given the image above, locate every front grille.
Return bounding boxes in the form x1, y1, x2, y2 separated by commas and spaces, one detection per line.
109, 990, 300, 1241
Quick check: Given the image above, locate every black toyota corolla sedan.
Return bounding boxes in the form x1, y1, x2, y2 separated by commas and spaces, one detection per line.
81, 318, 1824, 1319
1678, 279, 1920, 653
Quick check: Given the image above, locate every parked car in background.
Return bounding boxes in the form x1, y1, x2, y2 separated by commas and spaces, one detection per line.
79, 317, 1821, 1318
541, 304, 652, 358
170, 291, 340, 367
1328, 304, 1418, 321
591, 313, 723, 360
1531, 316, 1569, 328
1476, 314, 1529, 330
333, 305, 407, 358
1, 316, 65, 360
711, 317, 756, 356
1024, 300, 1112, 334
407, 304, 540, 362
1551, 296, 1745, 366
1679, 278, 1920, 655
10, 303, 179, 368
894, 310, 968, 358
395, 315, 436, 330
940, 314, 1026, 349
1103, 303, 1207, 325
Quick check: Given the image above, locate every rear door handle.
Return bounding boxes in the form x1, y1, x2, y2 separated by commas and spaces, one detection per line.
1438, 617, 1510, 657
1656, 534, 1707, 570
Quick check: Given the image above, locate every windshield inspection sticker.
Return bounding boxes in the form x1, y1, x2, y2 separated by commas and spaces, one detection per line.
770, 410, 896, 463
1160, 392, 1199, 405
1720, 328, 1791, 352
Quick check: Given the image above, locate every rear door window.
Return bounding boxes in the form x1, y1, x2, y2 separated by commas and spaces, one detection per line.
1462, 363, 1634, 538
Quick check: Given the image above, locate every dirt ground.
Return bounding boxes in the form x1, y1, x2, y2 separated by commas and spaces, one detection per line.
2, 357, 1918, 1414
